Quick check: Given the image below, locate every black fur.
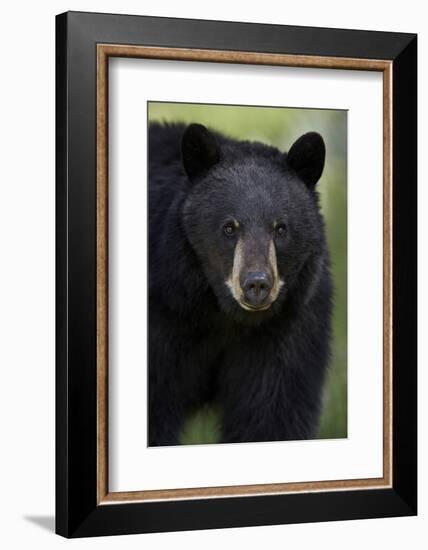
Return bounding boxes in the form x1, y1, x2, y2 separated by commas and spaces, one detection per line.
148, 122, 332, 445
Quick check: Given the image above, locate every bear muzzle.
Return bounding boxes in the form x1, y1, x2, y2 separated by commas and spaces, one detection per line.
240, 271, 273, 310
226, 238, 284, 312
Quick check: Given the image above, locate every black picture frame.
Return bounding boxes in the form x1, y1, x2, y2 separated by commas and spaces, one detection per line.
56, 11, 417, 538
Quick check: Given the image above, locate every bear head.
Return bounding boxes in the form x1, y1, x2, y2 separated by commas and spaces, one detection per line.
181, 123, 328, 324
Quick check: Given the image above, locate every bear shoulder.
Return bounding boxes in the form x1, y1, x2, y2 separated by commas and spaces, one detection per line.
149, 122, 187, 166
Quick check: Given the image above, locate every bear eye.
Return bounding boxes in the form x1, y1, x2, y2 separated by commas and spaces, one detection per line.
223, 221, 237, 237
275, 223, 287, 237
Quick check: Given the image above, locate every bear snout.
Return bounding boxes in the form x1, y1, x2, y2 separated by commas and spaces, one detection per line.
240, 271, 273, 309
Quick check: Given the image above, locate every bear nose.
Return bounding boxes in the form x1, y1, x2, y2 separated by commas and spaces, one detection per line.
241, 271, 272, 308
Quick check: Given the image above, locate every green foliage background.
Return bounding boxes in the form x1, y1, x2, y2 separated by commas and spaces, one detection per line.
149, 102, 348, 442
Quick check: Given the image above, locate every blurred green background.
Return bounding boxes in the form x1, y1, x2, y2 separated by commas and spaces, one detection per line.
149, 102, 347, 442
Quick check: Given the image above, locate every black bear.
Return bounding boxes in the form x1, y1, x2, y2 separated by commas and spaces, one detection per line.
148, 122, 332, 446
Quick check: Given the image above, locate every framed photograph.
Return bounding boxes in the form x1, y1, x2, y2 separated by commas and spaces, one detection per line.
56, 11, 417, 537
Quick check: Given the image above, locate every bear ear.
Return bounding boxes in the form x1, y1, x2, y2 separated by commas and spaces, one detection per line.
287, 132, 326, 188
181, 123, 221, 182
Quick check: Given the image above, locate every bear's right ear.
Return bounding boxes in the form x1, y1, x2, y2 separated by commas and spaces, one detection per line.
181, 124, 221, 182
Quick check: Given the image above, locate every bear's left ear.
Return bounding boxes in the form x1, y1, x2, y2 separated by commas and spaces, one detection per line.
287, 132, 326, 188
182, 123, 221, 182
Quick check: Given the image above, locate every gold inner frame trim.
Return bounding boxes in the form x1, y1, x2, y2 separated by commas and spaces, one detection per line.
96, 44, 393, 505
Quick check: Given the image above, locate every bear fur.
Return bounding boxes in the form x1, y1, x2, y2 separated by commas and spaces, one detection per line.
148, 122, 332, 445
